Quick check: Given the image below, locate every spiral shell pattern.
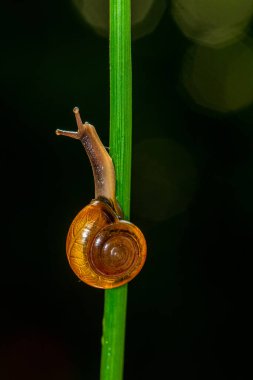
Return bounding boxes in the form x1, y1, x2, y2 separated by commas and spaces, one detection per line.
66, 199, 147, 288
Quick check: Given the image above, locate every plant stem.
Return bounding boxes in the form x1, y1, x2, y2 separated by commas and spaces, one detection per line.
100, 1, 132, 379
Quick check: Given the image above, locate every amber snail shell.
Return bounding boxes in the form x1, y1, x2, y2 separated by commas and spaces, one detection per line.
66, 198, 146, 289
56, 107, 147, 289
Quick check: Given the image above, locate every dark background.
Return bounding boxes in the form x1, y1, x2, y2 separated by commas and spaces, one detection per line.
0, 1, 252, 379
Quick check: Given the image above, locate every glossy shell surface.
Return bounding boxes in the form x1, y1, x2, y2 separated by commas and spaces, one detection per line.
66, 200, 147, 289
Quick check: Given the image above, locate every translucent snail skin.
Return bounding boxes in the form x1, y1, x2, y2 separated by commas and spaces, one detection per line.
56, 108, 147, 289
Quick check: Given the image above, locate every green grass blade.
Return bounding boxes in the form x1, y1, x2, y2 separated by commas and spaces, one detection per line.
100, 1, 132, 379
109, 0, 132, 218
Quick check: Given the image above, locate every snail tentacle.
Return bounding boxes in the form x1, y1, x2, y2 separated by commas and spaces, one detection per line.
56, 107, 120, 214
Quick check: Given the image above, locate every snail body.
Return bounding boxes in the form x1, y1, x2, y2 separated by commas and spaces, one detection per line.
56, 108, 147, 289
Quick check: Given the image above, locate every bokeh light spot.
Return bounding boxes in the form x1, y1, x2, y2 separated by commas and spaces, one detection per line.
72, 0, 166, 40
181, 40, 253, 112
172, 0, 253, 47
132, 139, 198, 222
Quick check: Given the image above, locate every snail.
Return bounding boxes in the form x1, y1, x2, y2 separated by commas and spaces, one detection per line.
56, 107, 147, 289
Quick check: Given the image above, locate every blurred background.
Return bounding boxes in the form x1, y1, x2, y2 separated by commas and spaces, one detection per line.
0, 0, 252, 379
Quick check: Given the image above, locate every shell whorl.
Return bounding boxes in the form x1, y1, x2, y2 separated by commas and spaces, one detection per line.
66, 199, 147, 289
